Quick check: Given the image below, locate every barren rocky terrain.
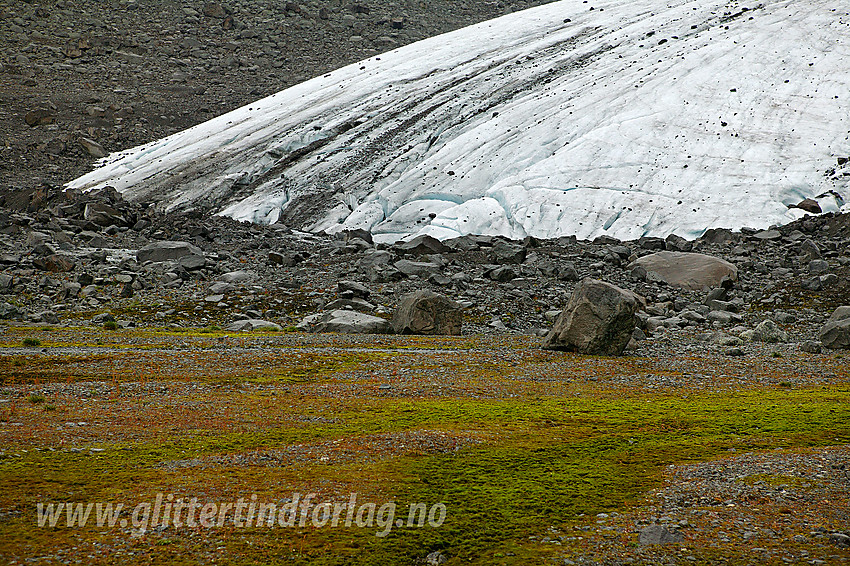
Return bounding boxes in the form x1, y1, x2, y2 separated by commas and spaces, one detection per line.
2, 0, 552, 192
1, 1, 849, 565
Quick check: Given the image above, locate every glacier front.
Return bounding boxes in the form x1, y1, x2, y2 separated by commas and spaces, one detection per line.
66, 0, 850, 243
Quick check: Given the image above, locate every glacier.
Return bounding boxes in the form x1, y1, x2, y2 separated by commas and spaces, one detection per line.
66, 0, 850, 243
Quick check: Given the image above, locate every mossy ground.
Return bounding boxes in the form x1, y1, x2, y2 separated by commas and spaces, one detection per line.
0, 328, 848, 564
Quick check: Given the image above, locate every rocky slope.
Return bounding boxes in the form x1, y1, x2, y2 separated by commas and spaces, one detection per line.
1, 183, 848, 358
2, 0, 553, 192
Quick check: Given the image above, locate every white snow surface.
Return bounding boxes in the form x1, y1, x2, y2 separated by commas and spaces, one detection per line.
67, 0, 850, 243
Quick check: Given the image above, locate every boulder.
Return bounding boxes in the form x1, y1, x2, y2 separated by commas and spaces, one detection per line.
0, 302, 23, 320
742, 319, 788, 343
392, 290, 463, 335
632, 251, 737, 291
358, 250, 393, 271
218, 270, 257, 284
300, 310, 392, 334
394, 259, 442, 279
488, 266, 516, 282
338, 280, 371, 299
490, 240, 526, 264
543, 278, 638, 355
33, 254, 75, 273
83, 203, 125, 227
395, 234, 448, 256
268, 251, 305, 267
819, 306, 850, 350
639, 524, 684, 545
137, 241, 203, 263
225, 319, 282, 332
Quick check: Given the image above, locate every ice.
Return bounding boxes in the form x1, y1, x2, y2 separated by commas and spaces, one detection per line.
67, 0, 850, 242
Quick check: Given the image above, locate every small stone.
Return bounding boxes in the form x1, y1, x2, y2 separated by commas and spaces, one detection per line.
808, 259, 829, 274
488, 266, 516, 282
79, 137, 107, 158
25, 108, 53, 126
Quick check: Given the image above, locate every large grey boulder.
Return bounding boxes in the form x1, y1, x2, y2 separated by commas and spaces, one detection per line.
632, 251, 737, 291
299, 310, 392, 334
820, 306, 850, 350
137, 241, 203, 263
392, 290, 463, 335
543, 278, 639, 355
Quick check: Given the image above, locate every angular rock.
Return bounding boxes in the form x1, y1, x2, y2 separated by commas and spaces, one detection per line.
79, 137, 107, 158
35, 310, 59, 324
800, 340, 822, 354
639, 524, 684, 545
543, 278, 639, 355
753, 229, 782, 240
488, 266, 516, 282
394, 259, 441, 279
84, 203, 124, 227
632, 251, 737, 291
178, 254, 206, 270
395, 234, 448, 256
338, 280, 370, 299
801, 276, 822, 291
226, 319, 282, 332
665, 233, 693, 252
209, 282, 235, 294
743, 319, 788, 343
358, 250, 393, 270
324, 297, 375, 312
137, 241, 203, 263
392, 290, 463, 335
800, 239, 821, 260
490, 240, 526, 264
794, 198, 822, 214
301, 310, 392, 334
0, 303, 23, 320
558, 263, 580, 281
808, 259, 829, 274
819, 306, 850, 350
219, 271, 257, 284
33, 254, 75, 273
